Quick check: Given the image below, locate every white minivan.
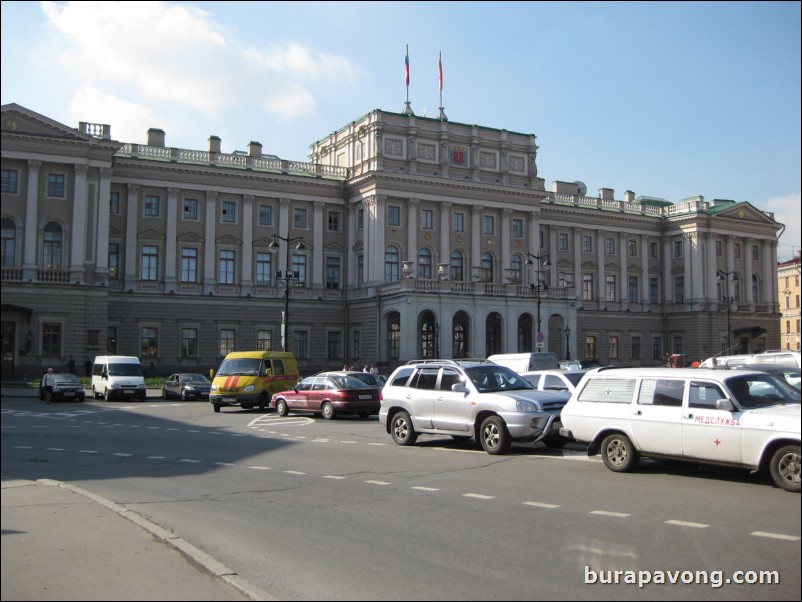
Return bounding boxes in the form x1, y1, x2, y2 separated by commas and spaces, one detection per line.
91, 355, 147, 401
560, 367, 801, 492
487, 352, 559, 373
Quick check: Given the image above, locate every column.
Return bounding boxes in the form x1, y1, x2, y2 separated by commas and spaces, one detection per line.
640, 234, 650, 304
124, 184, 139, 288
95, 168, 112, 283
373, 195, 386, 282
22, 160, 41, 280
501, 208, 512, 281
744, 237, 753, 306
440, 202, 452, 269
619, 231, 628, 308
203, 190, 217, 293
164, 187, 179, 288
548, 225, 558, 288
69, 164, 89, 280
241, 194, 254, 294
684, 233, 695, 306
706, 231, 717, 308
574, 227, 582, 299
313, 201, 324, 287
407, 198, 419, 268
663, 237, 672, 303
762, 239, 776, 307
597, 229, 606, 306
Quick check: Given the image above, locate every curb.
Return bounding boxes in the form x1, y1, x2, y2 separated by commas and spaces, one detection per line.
35, 479, 274, 601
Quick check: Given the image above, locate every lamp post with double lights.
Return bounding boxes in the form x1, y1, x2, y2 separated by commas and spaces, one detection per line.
524, 252, 551, 346
268, 234, 307, 352
716, 269, 738, 354
564, 325, 571, 360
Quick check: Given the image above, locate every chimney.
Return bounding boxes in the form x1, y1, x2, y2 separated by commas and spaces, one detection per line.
624, 190, 635, 203
248, 141, 262, 158
599, 188, 614, 201
208, 136, 221, 154
147, 128, 165, 147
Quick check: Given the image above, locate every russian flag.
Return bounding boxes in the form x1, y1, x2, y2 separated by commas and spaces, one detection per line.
439, 52, 443, 91
405, 46, 410, 87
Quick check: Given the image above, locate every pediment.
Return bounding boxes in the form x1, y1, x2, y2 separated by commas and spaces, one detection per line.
139, 229, 165, 241
713, 202, 777, 225
216, 234, 242, 245
2, 103, 93, 142
177, 232, 204, 243
253, 236, 276, 248
627, 264, 643, 275
581, 261, 598, 271
352, 240, 364, 252
556, 258, 574, 269
324, 242, 345, 253
109, 226, 125, 239
605, 262, 620, 273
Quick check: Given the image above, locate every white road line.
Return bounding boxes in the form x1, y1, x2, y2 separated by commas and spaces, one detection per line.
284, 470, 306, 475
79, 450, 99, 454
147, 455, 166, 459
365, 480, 390, 485
313, 439, 331, 443
113, 453, 133, 457
46, 447, 64, 451
665, 520, 709, 529
215, 462, 236, 467
14, 445, 33, 449
180, 458, 200, 463
751, 531, 801, 541
463, 493, 494, 500
248, 465, 271, 470
323, 475, 346, 480
523, 501, 560, 509
411, 486, 439, 492
590, 510, 630, 517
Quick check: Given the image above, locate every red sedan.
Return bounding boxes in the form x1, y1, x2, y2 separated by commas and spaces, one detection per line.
271, 372, 380, 420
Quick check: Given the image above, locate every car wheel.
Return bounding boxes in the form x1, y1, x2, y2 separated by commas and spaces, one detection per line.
480, 415, 512, 455
104, 388, 111, 402
543, 436, 569, 449
162, 388, 168, 400
92, 387, 101, 400
276, 399, 289, 417
601, 433, 639, 472
769, 444, 801, 493
258, 393, 267, 412
181, 389, 189, 401
321, 402, 335, 420
213, 404, 221, 413
390, 411, 417, 446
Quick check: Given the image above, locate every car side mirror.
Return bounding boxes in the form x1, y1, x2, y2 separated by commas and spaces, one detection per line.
715, 399, 735, 412
209, 369, 214, 379
451, 383, 467, 393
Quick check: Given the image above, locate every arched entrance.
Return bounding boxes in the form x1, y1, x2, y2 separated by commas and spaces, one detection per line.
485, 312, 503, 357
452, 311, 470, 358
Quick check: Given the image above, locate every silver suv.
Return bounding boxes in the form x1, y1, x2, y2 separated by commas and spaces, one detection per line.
379, 360, 570, 454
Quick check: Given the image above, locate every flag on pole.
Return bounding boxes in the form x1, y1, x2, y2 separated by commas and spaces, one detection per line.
405, 45, 410, 87
439, 52, 443, 91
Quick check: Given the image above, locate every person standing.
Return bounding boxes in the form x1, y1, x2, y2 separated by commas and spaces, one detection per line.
66, 356, 76, 375
43, 368, 55, 403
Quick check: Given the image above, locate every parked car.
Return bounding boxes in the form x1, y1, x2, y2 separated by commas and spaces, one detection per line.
161, 373, 212, 400
347, 371, 384, 387
522, 370, 588, 394
39, 372, 85, 402
560, 359, 603, 371
730, 364, 801, 392
271, 372, 381, 419
559, 367, 801, 492
379, 359, 570, 455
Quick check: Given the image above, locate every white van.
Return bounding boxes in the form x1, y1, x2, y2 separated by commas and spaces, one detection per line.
487, 352, 560, 374
700, 350, 801, 369
91, 355, 147, 401
560, 367, 801, 492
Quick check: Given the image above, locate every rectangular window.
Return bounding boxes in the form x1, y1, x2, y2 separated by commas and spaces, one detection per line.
628, 240, 637, 257
107, 327, 118, 354
609, 336, 619, 360
328, 211, 341, 232
421, 209, 433, 229
257, 330, 272, 351
294, 208, 307, 229
42, 322, 62, 356
327, 331, 342, 360
387, 206, 400, 226
512, 218, 523, 238
181, 328, 197, 358
452, 212, 464, 232
652, 336, 663, 360
606, 237, 615, 255
483, 215, 494, 235
218, 250, 235, 284
47, 173, 65, 197
715, 240, 722, 257
292, 254, 307, 287
87, 330, 99, 347
674, 276, 684, 303
650, 242, 659, 258
357, 255, 364, 285
582, 235, 592, 253
650, 277, 659, 304
751, 245, 759, 260
183, 198, 198, 220
559, 232, 569, 251
219, 329, 235, 357
357, 209, 364, 230
222, 201, 236, 223
1, 169, 18, 193
108, 243, 119, 279
631, 336, 641, 360
583, 274, 593, 301
180, 248, 197, 282
585, 336, 596, 359
110, 191, 120, 214
293, 331, 308, 359
259, 205, 272, 226
141, 327, 158, 358
606, 274, 617, 301
734, 242, 741, 258
673, 336, 684, 354
255, 252, 272, 286
627, 276, 637, 302
326, 256, 341, 289
140, 245, 158, 281
674, 240, 683, 258
144, 194, 160, 217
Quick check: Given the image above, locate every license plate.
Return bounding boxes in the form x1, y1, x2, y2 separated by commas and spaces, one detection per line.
222, 396, 236, 402
359, 395, 373, 400
124, 390, 134, 395
64, 392, 74, 397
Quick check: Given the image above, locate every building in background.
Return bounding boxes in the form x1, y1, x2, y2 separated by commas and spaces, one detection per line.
1, 103, 784, 377
778, 251, 801, 351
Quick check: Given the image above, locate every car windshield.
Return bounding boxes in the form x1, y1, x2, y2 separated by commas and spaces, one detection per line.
216, 358, 260, 376
350, 373, 380, 386
183, 373, 209, 383
108, 363, 143, 377
54, 374, 79, 384
725, 374, 801, 409
330, 376, 372, 389
465, 365, 534, 393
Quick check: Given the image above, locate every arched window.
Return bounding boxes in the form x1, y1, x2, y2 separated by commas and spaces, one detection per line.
510, 254, 523, 283
420, 312, 437, 358
387, 313, 400, 360
385, 245, 400, 282
449, 250, 464, 282
481, 252, 494, 283
453, 311, 470, 358
1, 217, 15, 267
43, 222, 63, 269
418, 248, 432, 279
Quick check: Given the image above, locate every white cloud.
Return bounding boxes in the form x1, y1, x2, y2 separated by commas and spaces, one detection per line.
39, 1, 358, 121
67, 86, 162, 143
763, 193, 802, 261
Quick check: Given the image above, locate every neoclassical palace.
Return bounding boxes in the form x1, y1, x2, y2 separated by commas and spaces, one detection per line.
0, 103, 783, 376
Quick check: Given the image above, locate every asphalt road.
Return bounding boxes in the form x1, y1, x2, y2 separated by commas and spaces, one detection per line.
2, 392, 800, 600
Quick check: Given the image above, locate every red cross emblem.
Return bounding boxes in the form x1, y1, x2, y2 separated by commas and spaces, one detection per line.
714, 438, 721, 446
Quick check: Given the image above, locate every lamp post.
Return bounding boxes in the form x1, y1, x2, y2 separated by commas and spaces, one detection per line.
269, 234, 307, 352
716, 269, 738, 354
783, 289, 791, 350
564, 325, 571, 360
525, 252, 550, 345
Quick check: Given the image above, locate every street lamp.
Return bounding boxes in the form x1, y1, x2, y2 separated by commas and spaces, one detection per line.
269, 234, 307, 352
564, 325, 571, 360
716, 269, 738, 354
525, 252, 551, 342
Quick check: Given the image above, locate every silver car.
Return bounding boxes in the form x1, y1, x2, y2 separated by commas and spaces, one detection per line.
379, 359, 570, 454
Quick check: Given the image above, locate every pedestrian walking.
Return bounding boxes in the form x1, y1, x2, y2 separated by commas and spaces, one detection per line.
43, 367, 55, 403
66, 355, 76, 375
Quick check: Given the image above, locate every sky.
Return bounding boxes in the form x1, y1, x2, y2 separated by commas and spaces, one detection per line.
2, 1, 800, 260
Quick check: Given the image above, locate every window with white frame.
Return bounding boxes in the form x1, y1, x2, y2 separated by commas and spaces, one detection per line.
291, 254, 307, 287
219, 329, 235, 357
327, 331, 342, 360
559, 232, 569, 251
257, 330, 272, 351
218, 250, 235, 284
421, 209, 433, 229
1, 169, 19, 194
606, 274, 617, 301
47, 173, 65, 197
141, 245, 158, 281
141, 327, 158, 357
180, 248, 197, 282
512, 218, 523, 238
328, 211, 341, 232
387, 206, 400, 227
326, 256, 341, 289
221, 201, 236, 223
110, 191, 120, 214
483, 215, 494, 235
606, 237, 615, 255
42, 322, 62, 356
183, 198, 198, 220
583, 274, 593, 301
144, 194, 160, 217
255, 252, 272, 285
259, 205, 272, 226
452, 212, 464, 232
582, 235, 592, 253
43, 222, 63, 269
294, 208, 307, 229
418, 248, 433, 279
181, 328, 197, 358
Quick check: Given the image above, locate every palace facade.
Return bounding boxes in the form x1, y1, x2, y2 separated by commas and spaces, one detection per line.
1, 103, 783, 376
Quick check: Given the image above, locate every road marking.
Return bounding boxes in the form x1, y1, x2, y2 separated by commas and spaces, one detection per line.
284, 470, 306, 475
147, 455, 166, 459
248, 465, 271, 470
411, 486, 439, 492
590, 510, 630, 517
180, 458, 200, 463
113, 453, 133, 457
79, 450, 99, 454
365, 480, 390, 485
46, 447, 64, 451
665, 520, 709, 529
523, 501, 560, 509
463, 493, 494, 500
751, 531, 800, 541
215, 462, 236, 467
323, 475, 346, 480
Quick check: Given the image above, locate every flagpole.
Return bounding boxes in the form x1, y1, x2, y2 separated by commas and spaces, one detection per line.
402, 44, 414, 116
437, 51, 447, 121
